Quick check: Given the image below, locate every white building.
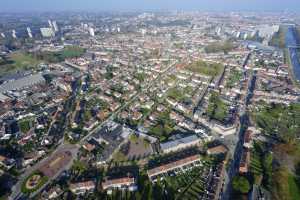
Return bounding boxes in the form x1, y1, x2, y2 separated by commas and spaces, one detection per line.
160, 134, 201, 154
52, 21, 59, 32
27, 27, 33, 38
89, 27, 95, 37
40, 28, 55, 37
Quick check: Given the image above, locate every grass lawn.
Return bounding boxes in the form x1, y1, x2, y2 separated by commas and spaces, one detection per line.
186, 60, 224, 77
0, 52, 42, 76
271, 167, 300, 200
205, 41, 235, 54
21, 171, 48, 194
288, 174, 300, 200
167, 87, 185, 101
207, 92, 229, 123
253, 103, 300, 142
18, 119, 32, 133
34, 46, 85, 63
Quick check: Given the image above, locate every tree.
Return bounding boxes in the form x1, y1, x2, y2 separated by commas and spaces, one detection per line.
232, 176, 250, 194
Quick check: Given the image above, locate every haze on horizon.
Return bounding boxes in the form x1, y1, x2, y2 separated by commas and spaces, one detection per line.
1, 0, 300, 12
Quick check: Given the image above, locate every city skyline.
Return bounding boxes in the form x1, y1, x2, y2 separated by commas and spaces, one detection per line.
1, 0, 300, 12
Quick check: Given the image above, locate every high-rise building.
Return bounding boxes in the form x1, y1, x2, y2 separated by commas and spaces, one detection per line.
48, 20, 53, 28
12, 30, 17, 39
27, 27, 33, 38
89, 27, 95, 37
52, 21, 59, 32
40, 28, 55, 37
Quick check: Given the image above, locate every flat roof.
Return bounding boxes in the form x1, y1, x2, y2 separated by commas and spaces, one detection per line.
0, 73, 45, 93
160, 134, 200, 151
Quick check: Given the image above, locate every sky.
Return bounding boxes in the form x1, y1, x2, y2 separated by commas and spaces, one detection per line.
1, 0, 300, 12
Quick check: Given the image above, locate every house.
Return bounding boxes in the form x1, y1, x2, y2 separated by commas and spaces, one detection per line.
102, 176, 137, 193
82, 143, 96, 152
243, 130, 253, 149
42, 185, 63, 200
69, 181, 96, 195
0, 155, 16, 170
132, 112, 142, 121
239, 150, 250, 174
147, 154, 201, 182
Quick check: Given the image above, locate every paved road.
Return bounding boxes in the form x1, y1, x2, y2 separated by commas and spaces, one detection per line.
221, 52, 253, 200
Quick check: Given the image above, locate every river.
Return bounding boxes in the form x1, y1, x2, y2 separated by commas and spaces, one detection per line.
286, 26, 300, 82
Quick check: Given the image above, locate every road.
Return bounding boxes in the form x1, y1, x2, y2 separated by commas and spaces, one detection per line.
221, 52, 254, 200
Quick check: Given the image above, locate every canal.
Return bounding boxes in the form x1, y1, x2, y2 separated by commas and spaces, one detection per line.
286, 25, 300, 81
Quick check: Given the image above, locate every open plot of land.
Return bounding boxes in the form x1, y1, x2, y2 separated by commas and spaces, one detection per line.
0, 52, 43, 76
253, 103, 300, 142
204, 41, 236, 54
207, 92, 229, 123
39, 150, 73, 178
120, 135, 153, 160
186, 60, 223, 77
35, 46, 85, 63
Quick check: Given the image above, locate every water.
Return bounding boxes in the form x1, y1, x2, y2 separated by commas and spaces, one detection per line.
285, 26, 300, 82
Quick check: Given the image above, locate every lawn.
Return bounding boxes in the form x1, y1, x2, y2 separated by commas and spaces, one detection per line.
18, 118, 33, 133
206, 92, 229, 123
0, 52, 43, 76
21, 171, 48, 194
288, 174, 300, 200
167, 87, 185, 101
271, 167, 300, 200
204, 41, 235, 54
253, 103, 300, 142
148, 111, 175, 142
186, 60, 224, 77
34, 46, 85, 63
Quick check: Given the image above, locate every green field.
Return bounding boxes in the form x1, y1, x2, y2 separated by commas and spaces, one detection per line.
18, 120, 31, 133
253, 103, 300, 143
34, 46, 86, 63
206, 92, 229, 123
271, 167, 300, 200
186, 60, 224, 77
288, 174, 300, 200
0, 52, 43, 76
205, 41, 235, 54
21, 171, 48, 194
167, 87, 186, 101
